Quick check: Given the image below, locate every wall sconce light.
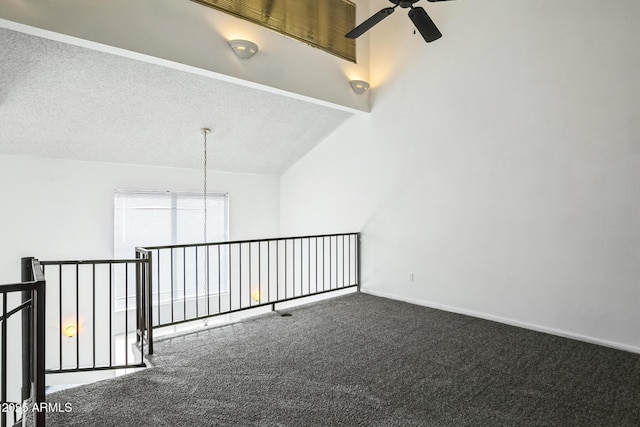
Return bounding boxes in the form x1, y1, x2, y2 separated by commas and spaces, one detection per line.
63, 324, 77, 338
350, 80, 370, 94
229, 39, 259, 59
251, 289, 264, 302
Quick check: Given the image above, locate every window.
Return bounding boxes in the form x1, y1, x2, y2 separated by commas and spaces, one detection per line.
114, 190, 228, 309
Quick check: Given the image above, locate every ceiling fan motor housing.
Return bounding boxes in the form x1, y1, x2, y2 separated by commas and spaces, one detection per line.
346, 0, 450, 42
390, 0, 420, 8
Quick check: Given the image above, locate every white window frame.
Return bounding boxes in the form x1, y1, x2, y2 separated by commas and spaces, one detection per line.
113, 189, 229, 310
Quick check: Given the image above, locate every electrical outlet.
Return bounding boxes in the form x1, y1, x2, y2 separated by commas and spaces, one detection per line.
408, 272, 414, 282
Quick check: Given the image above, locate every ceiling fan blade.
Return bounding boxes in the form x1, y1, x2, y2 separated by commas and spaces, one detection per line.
408, 7, 442, 43
345, 7, 395, 39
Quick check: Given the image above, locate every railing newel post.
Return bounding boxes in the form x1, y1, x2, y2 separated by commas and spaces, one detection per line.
357, 233, 361, 291
146, 251, 154, 355
34, 277, 46, 427
20, 257, 34, 402
136, 250, 141, 345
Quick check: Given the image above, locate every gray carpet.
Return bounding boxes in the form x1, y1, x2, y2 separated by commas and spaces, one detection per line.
46, 293, 640, 426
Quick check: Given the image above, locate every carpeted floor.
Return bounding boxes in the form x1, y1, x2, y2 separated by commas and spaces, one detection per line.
46, 292, 640, 426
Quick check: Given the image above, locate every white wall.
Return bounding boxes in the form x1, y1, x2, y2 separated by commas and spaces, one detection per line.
280, 0, 640, 351
0, 153, 278, 394
0, 154, 280, 283
0, 0, 370, 112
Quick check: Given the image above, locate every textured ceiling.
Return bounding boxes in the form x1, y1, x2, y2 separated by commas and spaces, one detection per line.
0, 27, 353, 174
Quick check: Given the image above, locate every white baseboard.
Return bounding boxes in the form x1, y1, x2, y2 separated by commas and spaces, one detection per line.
360, 288, 640, 355
275, 287, 358, 310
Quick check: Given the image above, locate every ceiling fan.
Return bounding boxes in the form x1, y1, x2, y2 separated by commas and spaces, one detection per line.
345, 0, 453, 43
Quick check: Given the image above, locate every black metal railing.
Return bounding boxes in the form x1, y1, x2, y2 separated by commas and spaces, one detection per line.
40, 259, 147, 374
137, 232, 360, 354
0, 233, 359, 426
0, 257, 45, 427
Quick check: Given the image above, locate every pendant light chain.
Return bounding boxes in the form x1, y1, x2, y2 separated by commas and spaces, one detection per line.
203, 129, 208, 243
202, 128, 211, 318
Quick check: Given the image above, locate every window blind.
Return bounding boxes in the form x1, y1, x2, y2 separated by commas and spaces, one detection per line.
191, 0, 357, 62
113, 190, 229, 308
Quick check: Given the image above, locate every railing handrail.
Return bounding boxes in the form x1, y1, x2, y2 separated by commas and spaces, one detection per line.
137, 232, 360, 251
40, 259, 145, 266
0, 260, 45, 291
0, 282, 42, 292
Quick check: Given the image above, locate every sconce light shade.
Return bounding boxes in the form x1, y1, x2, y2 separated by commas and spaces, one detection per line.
350, 80, 370, 94
229, 39, 259, 59
251, 289, 264, 302
63, 324, 77, 338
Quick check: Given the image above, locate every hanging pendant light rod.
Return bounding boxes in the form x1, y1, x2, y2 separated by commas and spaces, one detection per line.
201, 127, 211, 319
201, 128, 211, 243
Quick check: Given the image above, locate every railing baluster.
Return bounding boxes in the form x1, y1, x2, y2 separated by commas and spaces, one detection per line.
125, 263, 129, 367
258, 242, 262, 305
206, 245, 211, 316
75, 264, 79, 370
218, 245, 221, 314
349, 234, 353, 285
109, 262, 113, 367
157, 250, 161, 326
184, 247, 187, 321
2, 293, 7, 427
92, 264, 96, 369
59, 265, 62, 370
170, 249, 174, 323
341, 235, 344, 288
308, 238, 311, 296
323, 237, 326, 292
267, 242, 270, 303
329, 236, 332, 290
195, 245, 199, 318
337, 236, 340, 288
239, 243, 243, 309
